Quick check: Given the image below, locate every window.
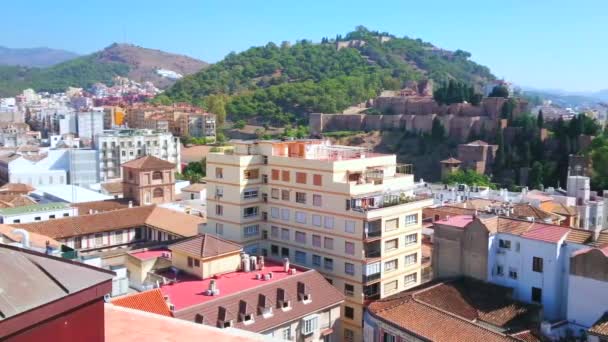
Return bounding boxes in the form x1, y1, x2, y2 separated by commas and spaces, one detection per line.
215, 204, 223, 216
114, 230, 123, 244
532, 257, 543, 273
63, 213, 69, 217
323, 257, 333, 270
34, 216, 41, 221
243, 169, 259, 179
271, 245, 279, 255
384, 280, 398, 294
499, 239, 511, 249
385, 239, 398, 251
281, 228, 290, 241
153, 188, 164, 198
296, 172, 307, 184
296, 192, 306, 204
271, 169, 280, 181
295, 250, 306, 264
405, 214, 418, 225
243, 206, 259, 218
244, 225, 259, 237
344, 329, 354, 342
310, 235, 321, 248
215, 187, 223, 198
385, 218, 399, 231
345, 242, 355, 255
384, 259, 398, 272
312, 254, 321, 266
271, 226, 279, 238
345, 262, 355, 275
215, 167, 223, 179
313, 174, 322, 186
152, 171, 163, 180
280, 208, 290, 221
281, 189, 290, 201
509, 268, 518, 279
281, 247, 289, 257
282, 328, 291, 340
295, 211, 307, 223
324, 216, 334, 229
324, 237, 334, 250
345, 220, 355, 234
404, 233, 418, 246
243, 188, 259, 199
404, 252, 417, 266
49, 214, 55, 219
312, 214, 322, 227
194, 259, 200, 267
344, 306, 354, 320
496, 264, 504, 276
301, 315, 318, 335
313, 194, 322, 207
95, 233, 103, 246
215, 223, 224, 235
404, 272, 417, 285
187, 256, 193, 267
344, 284, 354, 297
271, 207, 279, 218
281, 170, 290, 182
271, 188, 279, 199
12, 219, 20, 223
295, 231, 306, 244
531, 287, 542, 303
383, 333, 396, 342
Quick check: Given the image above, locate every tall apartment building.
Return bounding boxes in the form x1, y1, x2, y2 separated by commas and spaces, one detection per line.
76, 110, 104, 139
203, 139, 433, 342
94, 129, 180, 181
125, 104, 216, 140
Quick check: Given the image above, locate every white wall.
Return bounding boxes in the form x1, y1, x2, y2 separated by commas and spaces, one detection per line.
567, 275, 608, 328
0, 207, 74, 224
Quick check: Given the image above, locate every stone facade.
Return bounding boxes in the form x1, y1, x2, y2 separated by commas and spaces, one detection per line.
457, 140, 498, 175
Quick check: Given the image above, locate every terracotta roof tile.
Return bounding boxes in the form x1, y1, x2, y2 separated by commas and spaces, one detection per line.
182, 183, 206, 192
112, 289, 172, 317
368, 279, 536, 342
589, 312, 608, 337
0, 183, 35, 193
520, 223, 570, 243
565, 228, 593, 244
100, 182, 124, 195
122, 155, 176, 170
72, 199, 130, 215
169, 234, 242, 259
13, 206, 202, 239
551, 202, 577, 216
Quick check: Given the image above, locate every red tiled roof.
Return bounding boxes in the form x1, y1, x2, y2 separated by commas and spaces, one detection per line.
169, 234, 242, 259
122, 155, 176, 170
112, 289, 172, 317
100, 182, 124, 195
367, 279, 537, 342
434, 215, 474, 229
72, 199, 130, 215
0, 183, 35, 193
520, 223, 570, 243
589, 312, 608, 337
171, 267, 344, 333
13, 206, 202, 239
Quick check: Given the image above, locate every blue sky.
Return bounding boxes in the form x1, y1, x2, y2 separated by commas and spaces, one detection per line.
3, 0, 607, 92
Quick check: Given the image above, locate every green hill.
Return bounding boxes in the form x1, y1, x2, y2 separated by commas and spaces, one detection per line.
0, 43, 208, 97
159, 26, 495, 124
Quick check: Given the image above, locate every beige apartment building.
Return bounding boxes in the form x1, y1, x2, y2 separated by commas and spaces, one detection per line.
203, 139, 432, 342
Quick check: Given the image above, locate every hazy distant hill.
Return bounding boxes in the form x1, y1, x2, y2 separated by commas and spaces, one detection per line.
0, 46, 79, 67
0, 43, 208, 96
161, 26, 495, 124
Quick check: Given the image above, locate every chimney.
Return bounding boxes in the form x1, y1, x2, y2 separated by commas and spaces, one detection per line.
259, 255, 265, 270
283, 258, 290, 272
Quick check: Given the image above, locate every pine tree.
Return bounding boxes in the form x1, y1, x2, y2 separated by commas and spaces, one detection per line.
537, 110, 544, 129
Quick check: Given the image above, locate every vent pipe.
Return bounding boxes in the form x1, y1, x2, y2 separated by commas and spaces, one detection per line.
11, 229, 30, 248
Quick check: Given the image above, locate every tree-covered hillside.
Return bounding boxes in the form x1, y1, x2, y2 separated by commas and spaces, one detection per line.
0, 53, 129, 96
158, 26, 495, 124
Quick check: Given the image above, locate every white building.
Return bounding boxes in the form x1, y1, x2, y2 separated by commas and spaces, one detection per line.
59, 114, 77, 135
0, 150, 69, 186
94, 129, 180, 181
77, 111, 104, 139
0, 202, 75, 224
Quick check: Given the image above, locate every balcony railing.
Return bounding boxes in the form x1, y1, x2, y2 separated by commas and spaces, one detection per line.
351, 193, 430, 212
363, 273, 381, 283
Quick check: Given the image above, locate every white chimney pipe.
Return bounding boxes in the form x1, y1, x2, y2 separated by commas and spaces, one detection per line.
11, 229, 30, 248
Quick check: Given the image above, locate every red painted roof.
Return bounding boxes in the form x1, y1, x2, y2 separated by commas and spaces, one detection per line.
435, 215, 474, 229
112, 289, 172, 317
129, 249, 171, 261
520, 223, 570, 243
159, 261, 298, 310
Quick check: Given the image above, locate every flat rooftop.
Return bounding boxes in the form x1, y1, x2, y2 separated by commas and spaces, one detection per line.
0, 202, 70, 216
129, 248, 171, 261
435, 214, 474, 228
158, 261, 300, 310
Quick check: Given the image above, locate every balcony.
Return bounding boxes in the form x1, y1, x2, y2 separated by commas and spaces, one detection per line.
363, 283, 380, 302
364, 220, 382, 239
363, 272, 381, 283
364, 240, 381, 259
350, 193, 430, 213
